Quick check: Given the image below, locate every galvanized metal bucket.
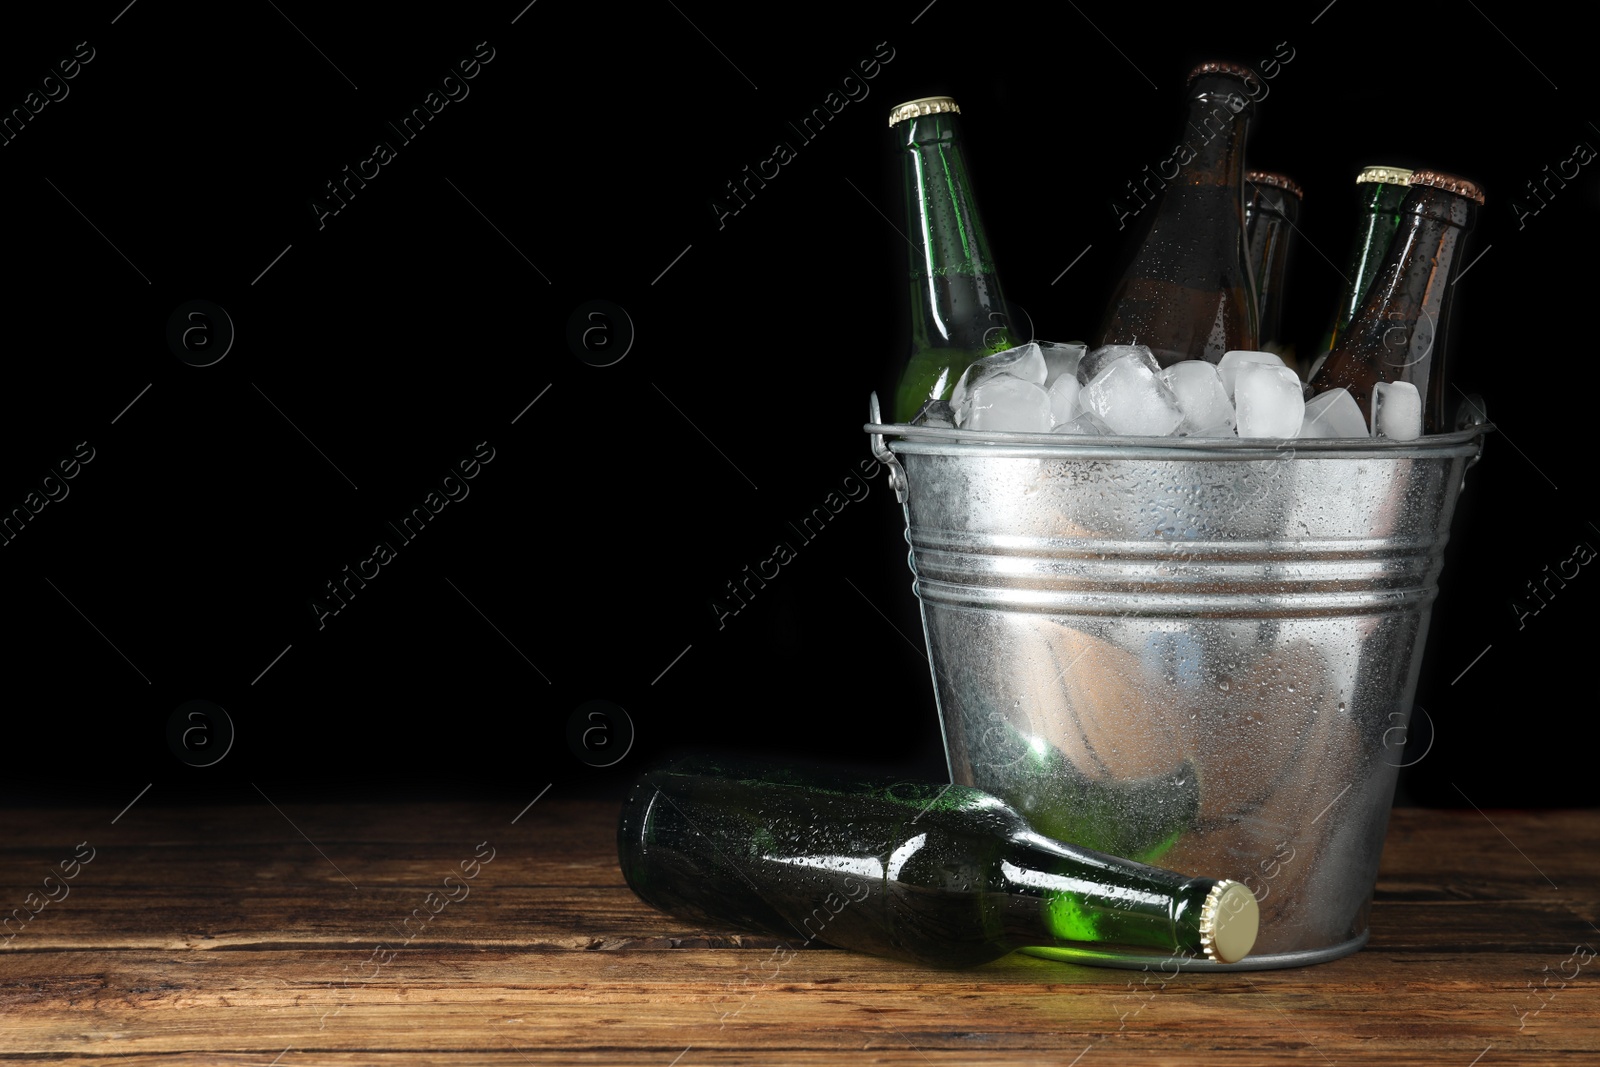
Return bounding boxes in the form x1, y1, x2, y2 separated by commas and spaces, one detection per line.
865, 393, 1489, 969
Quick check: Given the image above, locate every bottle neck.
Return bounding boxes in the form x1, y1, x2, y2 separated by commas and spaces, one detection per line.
1178, 76, 1254, 185
1245, 186, 1300, 349
1096, 75, 1258, 364
1337, 181, 1412, 338
1245, 185, 1299, 227
892, 110, 1012, 420
997, 830, 1214, 959
1310, 179, 1411, 374
896, 112, 1010, 353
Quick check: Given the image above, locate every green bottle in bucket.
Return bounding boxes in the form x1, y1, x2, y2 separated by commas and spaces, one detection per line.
888, 96, 1016, 423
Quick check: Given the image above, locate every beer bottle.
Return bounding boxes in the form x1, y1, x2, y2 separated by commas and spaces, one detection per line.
962, 710, 1200, 865
1306, 165, 1414, 381
1245, 171, 1303, 365
1095, 62, 1260, 368
1308, 170, 1483, 433
889, 97, 1015, 423
618, 755, 1259, 967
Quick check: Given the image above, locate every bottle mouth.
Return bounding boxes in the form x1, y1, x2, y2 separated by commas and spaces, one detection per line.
1247, 171, 1305, 200
1185, 60, 1261, 85
1409, 169, 1486, 206
1356, 165, 1415, 187
888, 96, 960, 128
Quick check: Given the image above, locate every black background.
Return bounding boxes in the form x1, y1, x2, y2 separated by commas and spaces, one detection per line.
1, 0, 1592, 811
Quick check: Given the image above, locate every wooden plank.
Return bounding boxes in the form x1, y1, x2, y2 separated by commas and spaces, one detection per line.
2, 804, 1598, 1065
0, 949, 1596, 1061
2, 888, 1597, 955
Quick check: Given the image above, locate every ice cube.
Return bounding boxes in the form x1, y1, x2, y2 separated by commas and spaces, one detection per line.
912, 399, 955, 427
1300, 388, 1367, 438
1218, 350, 1287, 400
1188, 423, 1237, 438
1047, 374, 1081, 427
1051, 410, 1113, 434
1039, 341, 1088, 388
1372, 381, 1422, 441
959, 375, 1053, 432
1077, 344, 1160, 387
949, 343, 1047, 412
1234, 362, 1306, 438
1161, 360, 1235, 435
1082, 357, 1184, 437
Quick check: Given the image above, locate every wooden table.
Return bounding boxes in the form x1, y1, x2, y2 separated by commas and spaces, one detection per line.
3, 800, 1597, 1065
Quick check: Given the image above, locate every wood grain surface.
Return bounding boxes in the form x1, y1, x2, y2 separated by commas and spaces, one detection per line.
2, 799, 1596, 1065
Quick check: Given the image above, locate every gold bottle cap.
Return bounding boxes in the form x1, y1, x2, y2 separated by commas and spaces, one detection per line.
888, 96, 960, 128
1247, 171, 1304, 200
1199, 880, 1259, 964
1409, 169, 1487, 206
1186, 60, 1260, 84
1356, 165, 1414, 186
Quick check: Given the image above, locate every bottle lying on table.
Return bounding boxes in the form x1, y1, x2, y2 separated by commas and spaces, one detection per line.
617, 755, 1258, 967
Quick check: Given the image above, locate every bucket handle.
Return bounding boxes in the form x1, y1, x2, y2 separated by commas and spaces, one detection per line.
1454, 392, 1490, 490
868, 393, 909, 504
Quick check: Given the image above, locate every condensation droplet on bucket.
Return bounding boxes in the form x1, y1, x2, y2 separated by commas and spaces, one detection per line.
1218, 676, 1232, 692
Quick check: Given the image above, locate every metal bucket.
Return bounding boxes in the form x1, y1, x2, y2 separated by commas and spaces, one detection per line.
865, 394, 1488, 970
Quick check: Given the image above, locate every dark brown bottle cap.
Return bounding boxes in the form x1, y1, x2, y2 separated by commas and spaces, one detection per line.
1247, 171, 1304, 200
888, 96, 960, 128
1186, 61, 1259, 84
1409, 170, 1486, 205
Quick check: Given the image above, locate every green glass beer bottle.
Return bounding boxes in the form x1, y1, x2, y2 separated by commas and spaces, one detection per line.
1306, 165, 1414, 382
1244, 171, 1303, 367
961, 709, 1200, 866
1307, 170, 1484, 432
1095, 62, 1260, 368
889, 96, 1015, 422
618, 756, 1259, 967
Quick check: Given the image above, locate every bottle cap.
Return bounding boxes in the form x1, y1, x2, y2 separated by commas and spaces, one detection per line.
1186, 61, 1260, 84
888, 96, 960, 128
1247, 171, 1304, 200
1199, 880, 1259, 964
1355, 165, 1414, 187
1409, 169, 1487, 206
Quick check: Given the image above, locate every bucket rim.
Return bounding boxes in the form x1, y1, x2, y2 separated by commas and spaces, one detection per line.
863, 420, 1489, 461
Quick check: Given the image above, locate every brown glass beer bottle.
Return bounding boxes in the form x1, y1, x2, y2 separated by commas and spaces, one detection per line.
1307, 170, 1483, 432
1095, 62, 1260, 367
1244, 171, 1303, 364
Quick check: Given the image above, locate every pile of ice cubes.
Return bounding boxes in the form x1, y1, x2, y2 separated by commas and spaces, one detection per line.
913, 342, 1422, 441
